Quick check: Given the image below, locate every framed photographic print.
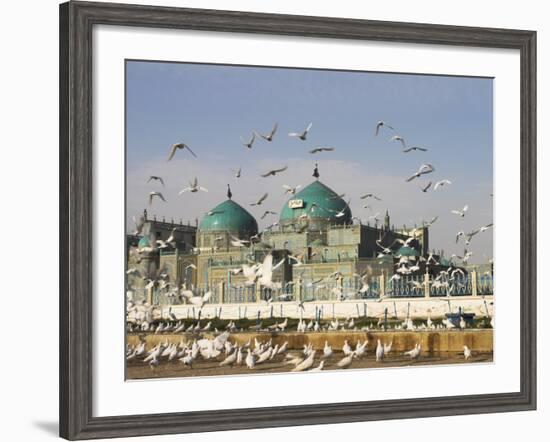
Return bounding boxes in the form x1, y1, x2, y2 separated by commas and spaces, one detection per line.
59, 1, 536, 439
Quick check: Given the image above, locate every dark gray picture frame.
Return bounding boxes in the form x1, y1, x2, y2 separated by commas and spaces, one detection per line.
59, 1, 537, 439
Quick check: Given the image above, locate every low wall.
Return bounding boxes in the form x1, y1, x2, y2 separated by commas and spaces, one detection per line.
127, 329, 493, 353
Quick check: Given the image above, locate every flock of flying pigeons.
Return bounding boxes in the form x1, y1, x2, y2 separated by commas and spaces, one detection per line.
129, 119, 494, 323
141, 118, 493, 255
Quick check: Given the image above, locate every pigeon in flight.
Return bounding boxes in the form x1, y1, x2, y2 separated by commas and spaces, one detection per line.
282, 184, 302, 195
406, 163, 435, 182
420, 181, 432, 192
250, 193, 269, 206
148, 191, 166, 205
309, 147, 335, 154
261, 166, 288, 177
241, 133, 256, 149
147, 176, 165, 186
167, 143, 196, 160
375, 120, 394, 136
289, 123, 312, 141
402, 146, 428, 153
179, 177, 208, 194
256, 123, 278, 142
260, 210, 277, 219
360, 193, 382, 201
390, 135, 406, 148
451, 205, 469, 217
434, 179, 452, 190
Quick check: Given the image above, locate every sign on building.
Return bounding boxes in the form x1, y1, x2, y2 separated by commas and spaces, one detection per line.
288, 199, 304, 209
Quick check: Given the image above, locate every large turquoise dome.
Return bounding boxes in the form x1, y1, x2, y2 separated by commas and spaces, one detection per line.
199, 199, 258, 234
279, 180, 352, 226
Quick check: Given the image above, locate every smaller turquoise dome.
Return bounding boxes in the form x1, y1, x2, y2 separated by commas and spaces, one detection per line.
138, 236, 150, 248
397, 246, 420, 257
199, 199, 258, 234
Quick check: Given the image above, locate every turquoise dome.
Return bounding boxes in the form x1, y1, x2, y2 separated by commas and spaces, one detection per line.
279, 180, 352, 225
199, 199, 258, 234
397, 246, 420, 257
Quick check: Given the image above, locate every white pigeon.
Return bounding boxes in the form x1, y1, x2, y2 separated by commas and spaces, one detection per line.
256, 253, 285, 289
342, 340, 352, 356
406, 163, 435, 182
323, 341, 333, 359
181, 290, 211, 309
375, 339, 385, 362
179, 352, 194, 368
336, 352, 356, 369
404, 343, 422, 360
451, 205, 469, 217
278, 341, 289, 354
288, 122, 312, 140
434, 179, 452, 190
282, 184, 302, 195
375, 120, 394, 135
390, 135, 406, 148
256, 122, 278, 142
309, 360, 325, 372
355, 340, 368, 357
245, 349, 257, 369
168, 142, 196, 160
291, 350, 316, 372
179, 177, 208, 194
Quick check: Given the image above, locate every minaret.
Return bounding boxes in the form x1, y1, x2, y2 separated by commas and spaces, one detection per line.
384, 210, 390, 230
227, 184, 233, 200
312, 163, 320, 179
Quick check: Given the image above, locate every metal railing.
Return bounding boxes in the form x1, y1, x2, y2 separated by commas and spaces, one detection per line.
132, 271, 493, 306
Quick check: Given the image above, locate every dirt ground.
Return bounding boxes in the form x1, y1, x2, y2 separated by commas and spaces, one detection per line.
126, 350, 493, 380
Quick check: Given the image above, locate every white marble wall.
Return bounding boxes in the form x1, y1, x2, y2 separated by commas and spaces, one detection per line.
156, 296, 494, 320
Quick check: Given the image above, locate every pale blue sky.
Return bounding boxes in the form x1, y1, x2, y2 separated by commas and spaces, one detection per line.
126, 60, 493, 262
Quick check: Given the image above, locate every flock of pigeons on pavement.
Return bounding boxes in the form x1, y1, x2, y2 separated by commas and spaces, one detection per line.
127, 316, 476, 373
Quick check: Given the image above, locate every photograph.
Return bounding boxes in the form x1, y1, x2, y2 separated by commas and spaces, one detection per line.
124, 60, 495, 380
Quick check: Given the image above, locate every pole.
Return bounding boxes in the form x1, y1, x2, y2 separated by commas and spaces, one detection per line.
384, 307, 388, 331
